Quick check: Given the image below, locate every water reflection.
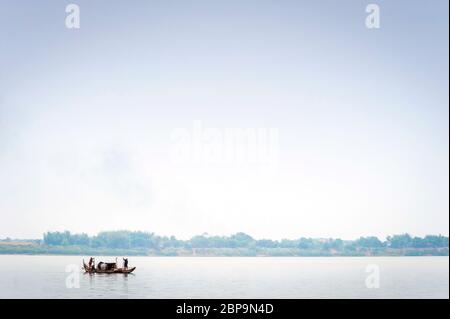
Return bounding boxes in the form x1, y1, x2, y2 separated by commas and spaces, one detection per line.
83, 272, 135, 298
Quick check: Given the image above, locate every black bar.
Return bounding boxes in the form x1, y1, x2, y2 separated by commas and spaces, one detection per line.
1, 299, 448, 318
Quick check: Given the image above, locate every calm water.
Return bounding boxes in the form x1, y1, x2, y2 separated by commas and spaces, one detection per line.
0, 255, 447, 298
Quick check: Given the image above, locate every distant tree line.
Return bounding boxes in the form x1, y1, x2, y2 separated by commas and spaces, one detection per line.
42, 231, 449, 251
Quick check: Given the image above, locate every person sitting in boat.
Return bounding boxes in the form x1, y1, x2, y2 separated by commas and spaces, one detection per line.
123, 258, 128, 270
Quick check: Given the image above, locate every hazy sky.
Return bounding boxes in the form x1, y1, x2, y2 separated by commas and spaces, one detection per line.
0, 0, 448, 239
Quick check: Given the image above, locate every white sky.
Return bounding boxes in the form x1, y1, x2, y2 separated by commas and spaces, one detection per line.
0, 0, 448, 239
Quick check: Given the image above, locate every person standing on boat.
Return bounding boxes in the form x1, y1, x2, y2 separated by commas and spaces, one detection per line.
88, 257, 94, 271
123, 258, 128, 270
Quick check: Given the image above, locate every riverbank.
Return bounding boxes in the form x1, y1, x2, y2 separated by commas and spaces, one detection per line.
0, 243, 448, 257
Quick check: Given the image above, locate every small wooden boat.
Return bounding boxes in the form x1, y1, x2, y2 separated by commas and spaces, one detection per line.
83, 259, 136, 274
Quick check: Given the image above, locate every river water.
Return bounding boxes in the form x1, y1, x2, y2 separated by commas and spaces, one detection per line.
0, 255, 447, 298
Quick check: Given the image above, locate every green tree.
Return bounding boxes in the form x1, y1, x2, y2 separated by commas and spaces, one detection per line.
387, 234, 413, 248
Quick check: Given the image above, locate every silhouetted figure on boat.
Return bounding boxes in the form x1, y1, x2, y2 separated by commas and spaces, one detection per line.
123, 258, 128, 270
88, 257, 94, 271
